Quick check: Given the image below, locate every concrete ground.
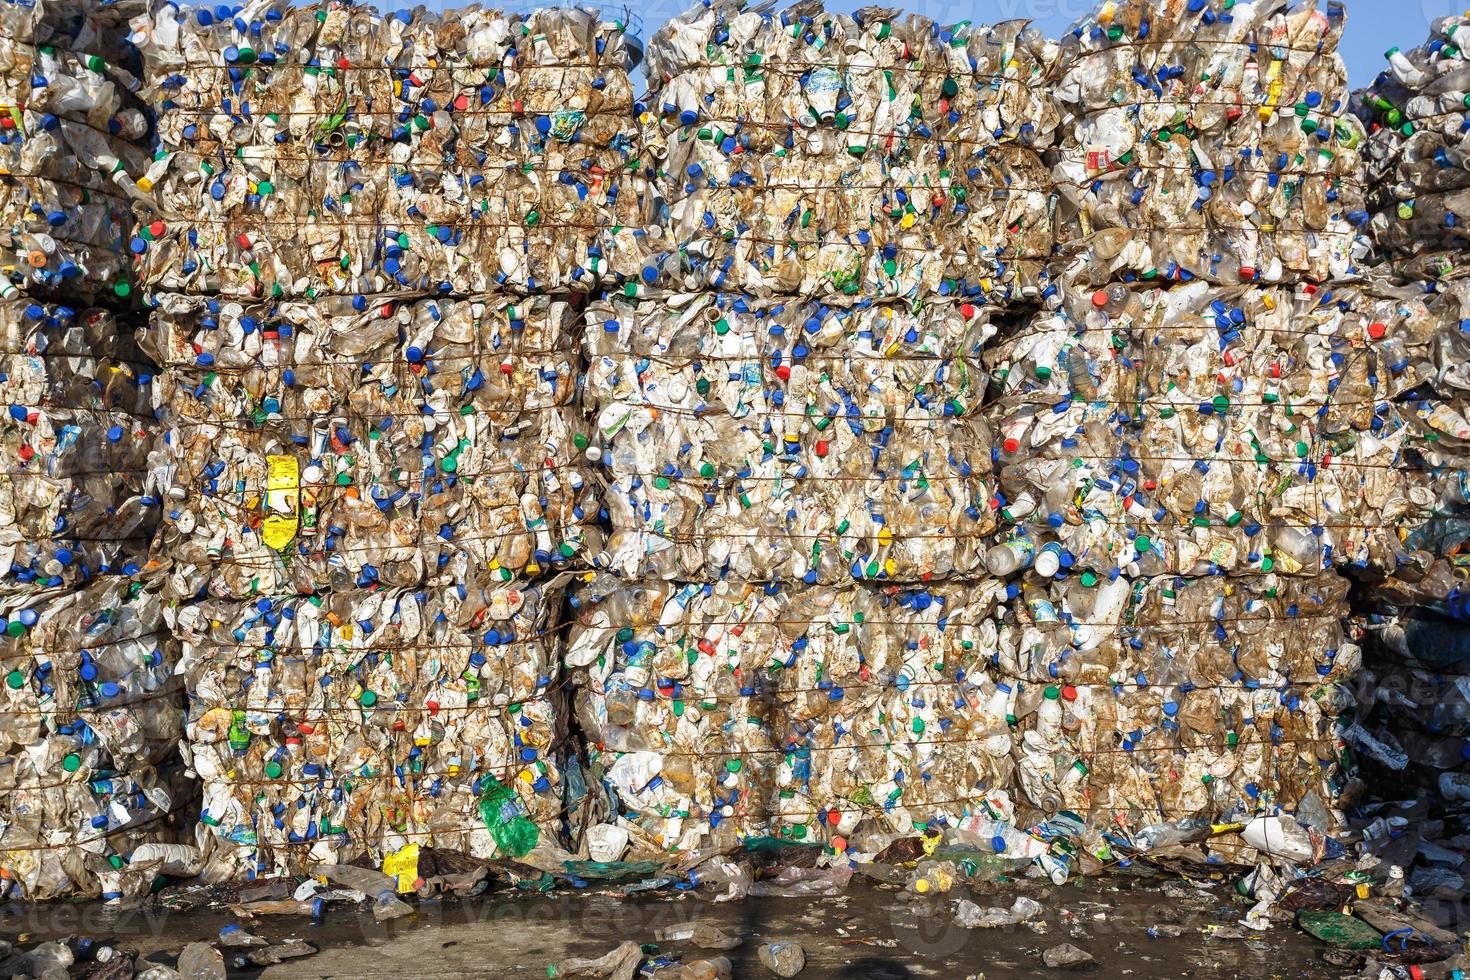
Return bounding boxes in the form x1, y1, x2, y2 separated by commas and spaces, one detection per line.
0, 875, 1345, 978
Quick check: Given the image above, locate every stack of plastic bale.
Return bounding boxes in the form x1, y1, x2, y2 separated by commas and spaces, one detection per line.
0, 0, 186, 901
1050, 0, 1368, 286
569, 278, 1041, 859
627, 1, 1060, 301
976, 275, 1448, 859
125, 1, 643, 298
135, 292, 594, 881
1352, 15, 1470, 279
1328, 279, 1470, 814
128, 3, 624, 882
1346, 14, 1470, 823
560, 1, 1070, 871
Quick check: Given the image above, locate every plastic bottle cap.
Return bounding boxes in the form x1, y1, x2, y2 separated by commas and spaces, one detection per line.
265, 761, 283, 778
63, 754, 81, 772
360, 690, 377, 707
1044, 685, 1060, 700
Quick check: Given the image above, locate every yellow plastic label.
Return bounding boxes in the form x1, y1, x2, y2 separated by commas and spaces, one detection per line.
261, 455, 300, 550
383, 843, 420, 893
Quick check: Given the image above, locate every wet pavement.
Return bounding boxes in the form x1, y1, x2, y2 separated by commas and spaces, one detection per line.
0, 875, 1350, 978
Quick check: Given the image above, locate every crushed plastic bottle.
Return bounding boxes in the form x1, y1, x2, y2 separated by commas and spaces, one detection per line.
315, 863, 414, 921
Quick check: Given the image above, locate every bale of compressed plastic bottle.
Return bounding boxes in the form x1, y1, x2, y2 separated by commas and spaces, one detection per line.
0, 0, 152, 302
633, 1, 1058, 300
981, 278, 1451, 581
173, 579, 567, 881
138, 293, 598, 600
566, 569, 1357, 862
1050, 0, 1366, 286
0, 300, 159, 591
126, 2, 642, 298
580, 291, 997, 582
566, 573, 1011, 857
1354, 16, 1470, 271
1001, 571, 1358, 831
1345, 612, 1470, 801
0, 576, 191, 902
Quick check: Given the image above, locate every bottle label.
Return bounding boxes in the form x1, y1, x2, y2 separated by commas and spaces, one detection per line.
262, 454, 300, 550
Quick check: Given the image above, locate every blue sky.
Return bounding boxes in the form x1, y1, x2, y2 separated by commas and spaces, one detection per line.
402, 0, 1442, 90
